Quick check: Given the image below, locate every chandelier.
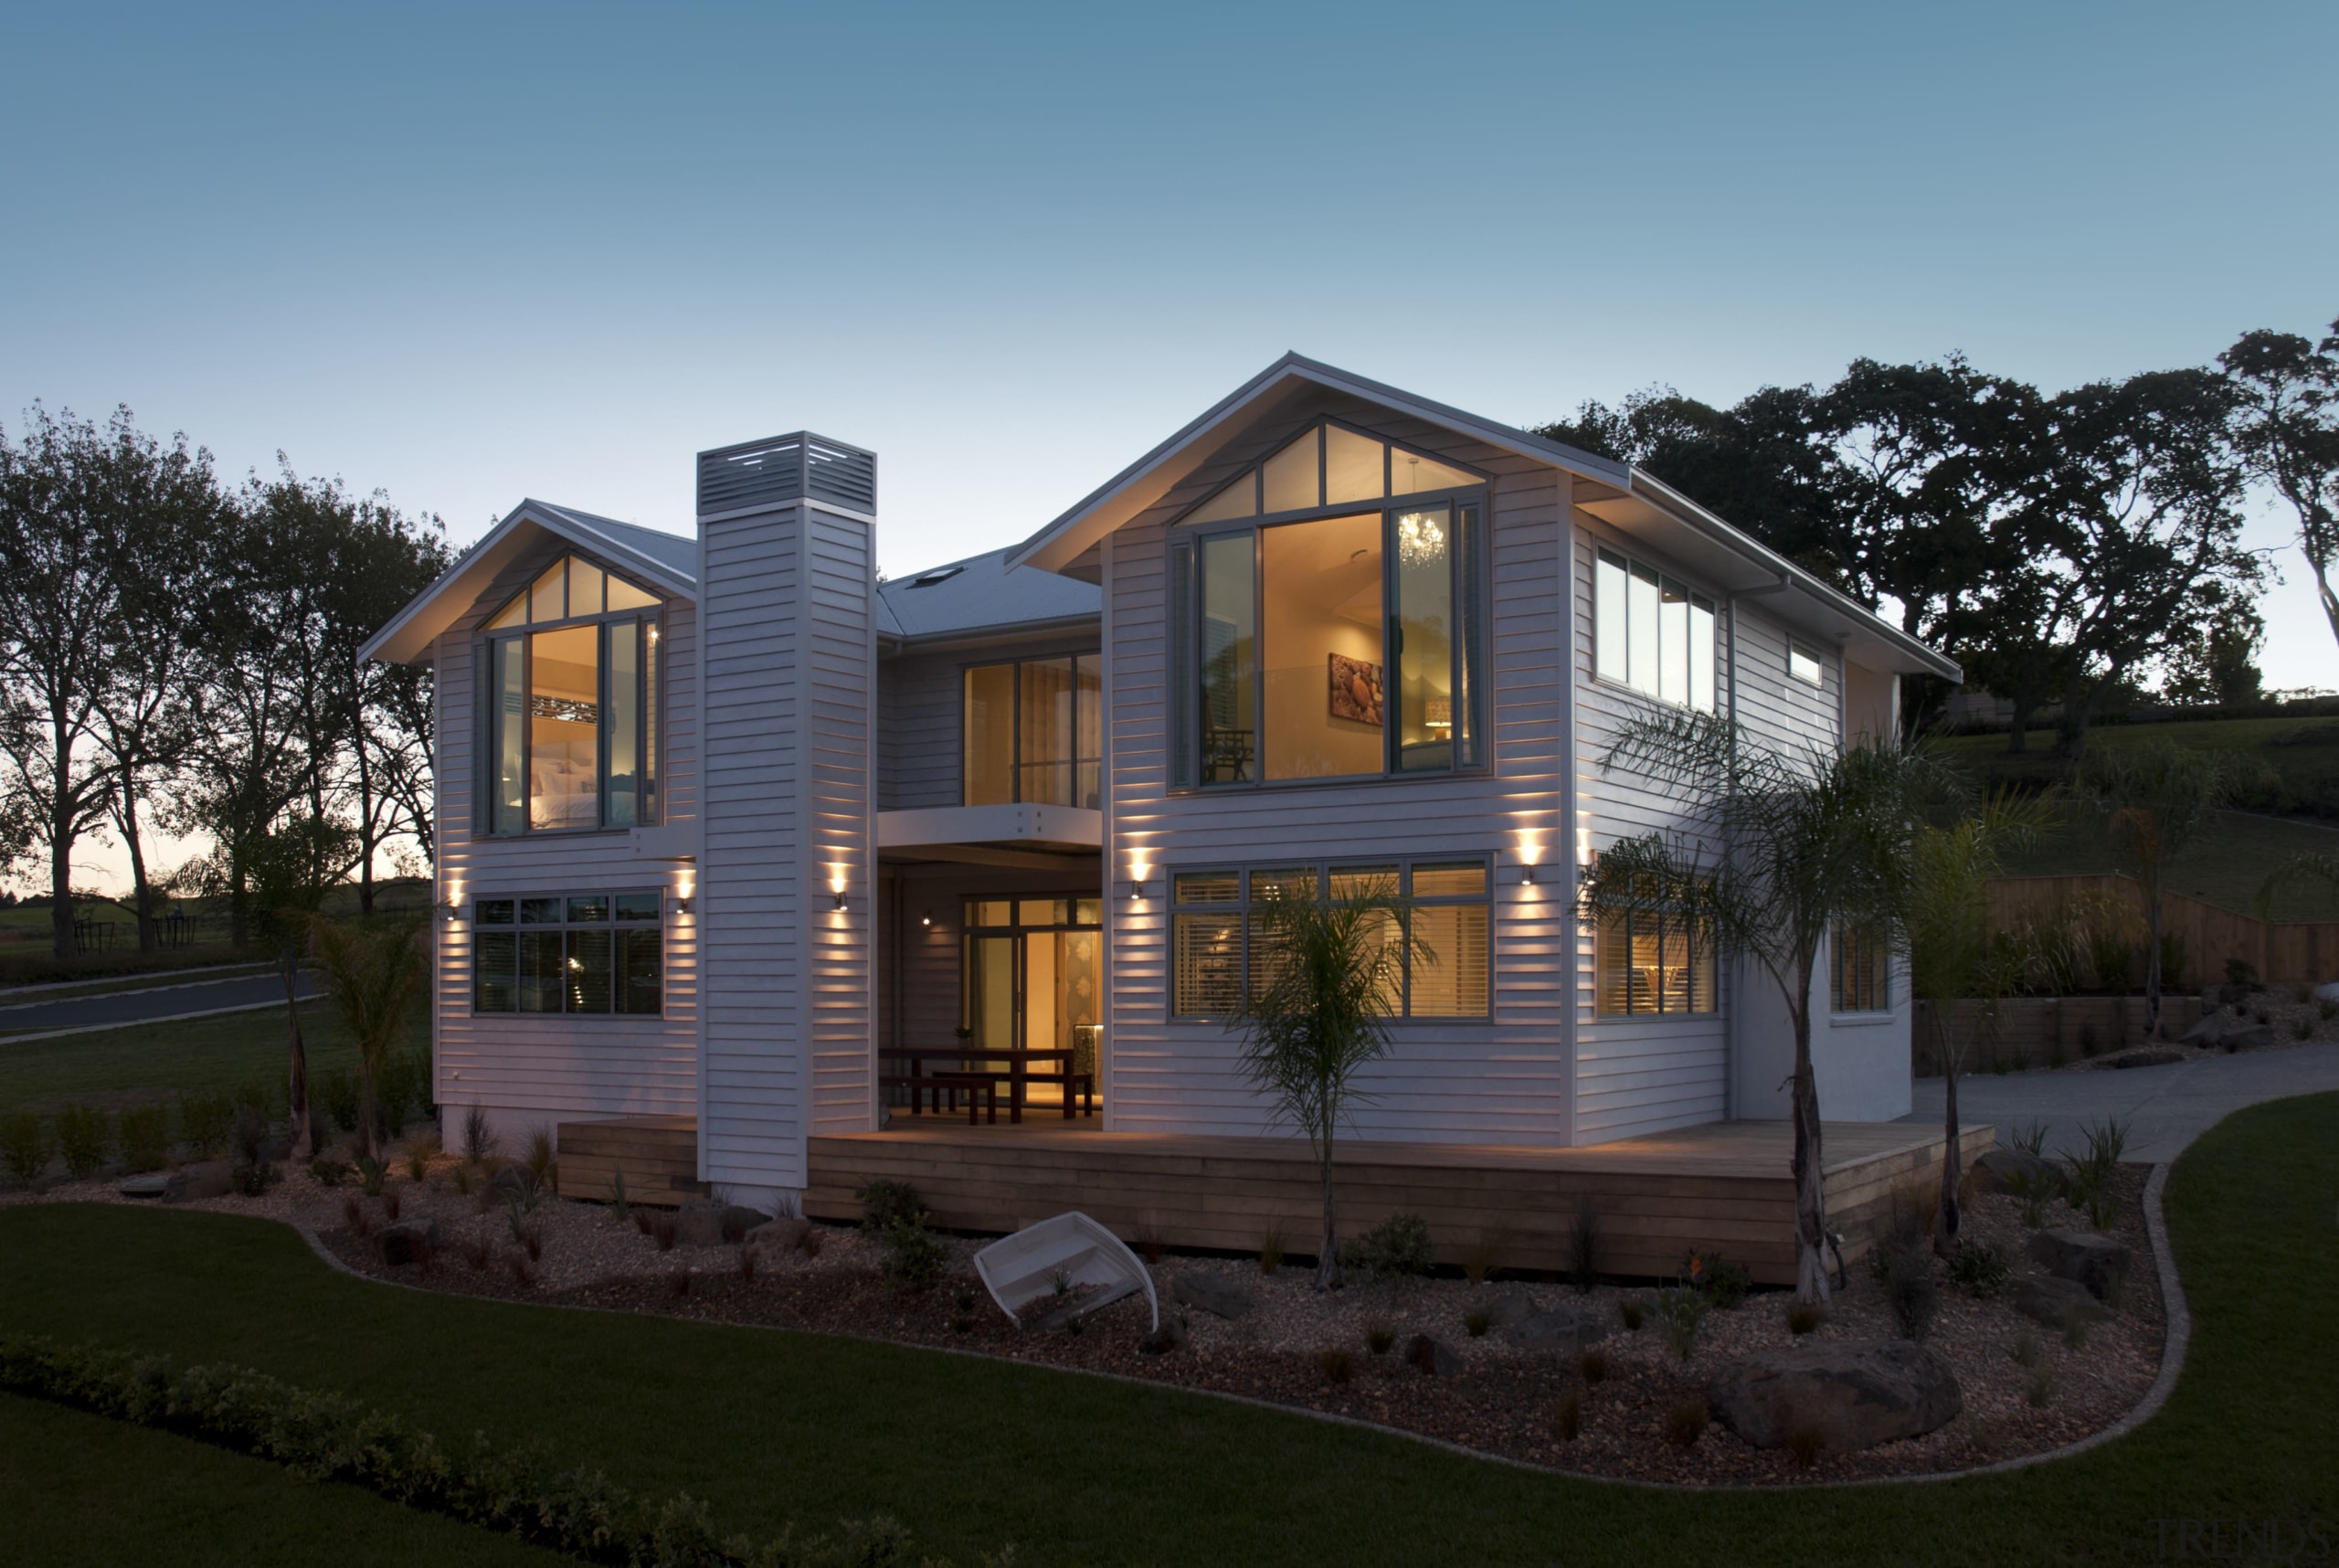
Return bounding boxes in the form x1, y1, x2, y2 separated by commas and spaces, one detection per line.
1397, 511, 1445, 569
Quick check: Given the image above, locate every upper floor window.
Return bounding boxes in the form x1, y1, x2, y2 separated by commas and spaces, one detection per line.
482, 554, 661, 834
1830, 923, 1889, 1013
964, 654, 1101, 810
1789, 642, 1825, 686
1170, 420, 1487, 788
1595, 547, 1716, 713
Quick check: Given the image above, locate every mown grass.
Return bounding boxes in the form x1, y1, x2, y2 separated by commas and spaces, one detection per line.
1, 1094, 2333, 1567
1975, 806, 2339, 923
0, 1001, 419, 1121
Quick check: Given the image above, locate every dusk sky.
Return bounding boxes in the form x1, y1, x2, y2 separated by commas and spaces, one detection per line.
5, 2, 2334, 889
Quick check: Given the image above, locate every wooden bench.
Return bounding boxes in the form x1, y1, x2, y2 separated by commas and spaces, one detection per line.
1015, 1071, 1095, 1118
881, 1071, 1000, 1126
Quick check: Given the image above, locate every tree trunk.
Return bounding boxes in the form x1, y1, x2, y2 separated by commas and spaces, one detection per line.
2311, 555, 2339, 652
2006, 695, 2033, 756
1788, 992, 1830, 1303
2143, 890, 2164, 1038
355, 739, 377, 917
1315, 1154, 1338, 1292
1934, 1006, 1962, 1255
282, 948, 312, 1161
119, 772, 158, 953
49, 828, 76, 960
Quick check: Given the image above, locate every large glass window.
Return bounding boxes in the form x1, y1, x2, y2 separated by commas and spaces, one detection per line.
482, 555, 661, 834
1174, 420, 1485, 787
962, 653, 1101, 809
472, 890, 662, 1015
1594, 546, 1716, 714
1170, 859, 1490, 1019
1594, 890, 1718, 1016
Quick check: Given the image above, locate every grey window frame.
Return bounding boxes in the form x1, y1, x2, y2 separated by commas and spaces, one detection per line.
1593, 544, 1719, 715
470, 889, 666, 1018
958, 650, 1104, 810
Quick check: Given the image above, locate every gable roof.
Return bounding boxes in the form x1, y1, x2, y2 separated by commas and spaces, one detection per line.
1009, 353, 1958, 681
875, 546, 1099, 647
359, 499, 698, 664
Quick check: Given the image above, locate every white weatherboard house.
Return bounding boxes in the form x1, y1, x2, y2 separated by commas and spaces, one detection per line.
363, 355, 1960, 1250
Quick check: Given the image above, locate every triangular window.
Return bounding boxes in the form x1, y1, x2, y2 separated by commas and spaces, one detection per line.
1179, 419, 1486, 524
487, 553, 660, 629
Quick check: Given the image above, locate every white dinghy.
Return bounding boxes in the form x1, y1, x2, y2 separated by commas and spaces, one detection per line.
973, 1212, 1159, 1330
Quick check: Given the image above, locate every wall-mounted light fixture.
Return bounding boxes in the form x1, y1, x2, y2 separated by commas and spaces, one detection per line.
919, 910, 933, 928
1519, 865, 1537, 887
440, 900, 461, 922
832, 890, 849, 912
675, 895, 693, 916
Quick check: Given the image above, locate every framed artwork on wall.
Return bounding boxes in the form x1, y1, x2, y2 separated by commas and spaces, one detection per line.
1328, 653, 1383, 726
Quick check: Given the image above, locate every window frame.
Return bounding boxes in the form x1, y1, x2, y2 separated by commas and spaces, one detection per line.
1167, 418, 1492, 792
1167, 855, 1493, 1022
958, 650, 1104, 810
1592, 882, 1720, 1020
1829, 922, 1892, 1015
1788, 641, 1826, 687
477, 554, 665, 837
1592, 543, 1720, 715
470, 889, 666, 1018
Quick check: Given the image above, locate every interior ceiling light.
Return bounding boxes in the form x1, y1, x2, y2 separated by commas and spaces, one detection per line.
1397, 512, 1445, 569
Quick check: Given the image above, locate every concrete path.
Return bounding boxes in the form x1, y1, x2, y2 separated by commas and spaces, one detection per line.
0, 969, 319, 1040
1902, 1043, 2339, 1162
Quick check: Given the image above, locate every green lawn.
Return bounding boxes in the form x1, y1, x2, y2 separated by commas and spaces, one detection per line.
2, 1093, 2334, 1566
1987, 806, 2339, 922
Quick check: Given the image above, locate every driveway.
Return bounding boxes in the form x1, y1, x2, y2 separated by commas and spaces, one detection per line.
0, 969, 319, 1040
1902, 1042, 2339, 1161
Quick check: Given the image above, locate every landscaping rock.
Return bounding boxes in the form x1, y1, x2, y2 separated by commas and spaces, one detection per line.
2179, 1010, 2233, 1047
1503, 1307, 1612, 1355
1404, 1334, 1463, 1377
1970, 1148, 2056, 1195
1707, 1340, 1962, 1452
2314, 980, 2339, 1004
1138, 1315, 1188, 1355
1170, 1272, 1254, 1321
377, 1219, 442, 1266
2014, 1276, 2110, 1329
485, 1166, 532, 1198
2113, 1048, 2186, 1068
2218, 1025, 2276, 1054
1482, 1290, 1536, 1330
162, 1161, 233, 1203
117, 1173, 170, 1199
678, 1200, 766, 1247
2027, 1229, 2130, 1300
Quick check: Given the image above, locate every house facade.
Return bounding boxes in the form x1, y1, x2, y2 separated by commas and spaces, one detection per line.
363, 356, 1957, 1214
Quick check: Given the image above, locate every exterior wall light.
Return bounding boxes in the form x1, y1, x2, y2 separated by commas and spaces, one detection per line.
919, 911, 933, 927
1519, 865, 1537, 886
832, 891, 848, 912
676, 896, 693, 915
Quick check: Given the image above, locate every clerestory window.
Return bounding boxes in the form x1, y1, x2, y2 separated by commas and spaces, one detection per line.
481, 554, 662, 834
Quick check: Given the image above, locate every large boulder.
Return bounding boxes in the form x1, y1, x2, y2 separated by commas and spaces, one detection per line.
1708, 1340, 1962, 1452
2014, 1276, 2110, 1330
2179, 1010, 2231, 1047
679, 1199, 767, 1247
118, 1173, 171, 1199
377, 1219, 442, 1266
1404, 1334, 1463, 1377
1138, 1315, 1188, 1355
2027, 1228, 2130, 1300
2219, 1025, 2277, 1054
1970, 1148, 2057, 1196
162, 1161, 234, 1204
1503, 1306, 1613, 1356
1483, 1290, 1537, 1330
1170, 1272, 1254, 1321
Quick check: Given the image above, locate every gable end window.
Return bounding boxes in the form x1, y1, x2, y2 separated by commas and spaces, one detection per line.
1169, 419, 1487, 788
481, 554, 661, 834
1594, 546, 1716, 713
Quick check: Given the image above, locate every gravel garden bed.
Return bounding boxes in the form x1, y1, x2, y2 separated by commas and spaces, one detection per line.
5, 1151, 2165, 1488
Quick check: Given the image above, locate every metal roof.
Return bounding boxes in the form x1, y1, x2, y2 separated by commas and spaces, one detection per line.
876, 546, 1099, 647
525, 501, 699, 582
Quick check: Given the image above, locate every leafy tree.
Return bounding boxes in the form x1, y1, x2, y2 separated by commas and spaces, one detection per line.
1577, 715, 1949, 1302
228, 814, 352, 1160
2220, 319, 2339, 653
308, 914, 428, 1160
2159, 599, 2266, 709
2080, 738, 2232, 1036
1235, 876, 1424, 1291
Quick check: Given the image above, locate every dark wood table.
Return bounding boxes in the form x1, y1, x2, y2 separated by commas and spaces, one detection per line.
878, 1045, 1091, 1123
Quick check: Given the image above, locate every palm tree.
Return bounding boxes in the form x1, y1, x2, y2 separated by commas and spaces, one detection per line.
1903, 794, 2051, 1253
308, 914, 428, 1162
2080, 738, 2233, 1036
1235, 875, 1424, 1291
1579, 712, 1950, 1303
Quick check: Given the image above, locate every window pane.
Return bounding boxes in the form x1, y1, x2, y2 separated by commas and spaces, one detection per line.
1262, 514, 1381, 780
566, 895, 609, 923
1454, 504, 1482, 768
1595, 912, 1632, 1015
618, 929, 662, 1014
517, 931, 563, 1012
1660, 579, 1690, 706
474, 932, 515, 1012
529, 624, 600, 830
1627, 565, 1660, 694
1691, 921, 1717, 1012
1173, 912, 1243, 1015
1790, 644, 1823, 685
641, 620, 659, 821
566, 929, 612, 1013
1261, 428, 1319, 514
1189, 474, 1255, 524
568, 560, 605, 616
606, 575, 659, 611
1410, 904, 1489, 1017
1390, 448, 1478, 495
475, 899, 514, 925
1393, 505, 1453, 773
1072, 897, 1102, 927
613, 892, 661, 922
1174, 871, 1239, 904
1074, 657, 1101, 810
519, 897, 561, 924
491, 637, 527, 834
487, 593, 525, 630
1018, 657, 1075, 806
1595, 549, 1629, 683
962, 662, 1016, 806
1249, 867, 1318, 903
1690, 597, 1716, 714
1018, 898, 1067, 927
1324, 425, 1384, 503
972, 899, 1012, 927
1199, 534, 1257, 784
607, 620, 640, 827
530, 560, 566, 622
1412, 862, 1487, 898
1628, 912, 1663, 1013
1328, 863, 1399, 900
1657, 916, 1689, 1012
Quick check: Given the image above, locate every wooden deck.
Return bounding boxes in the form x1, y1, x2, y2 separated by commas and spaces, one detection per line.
556, 1113, 1991, 1282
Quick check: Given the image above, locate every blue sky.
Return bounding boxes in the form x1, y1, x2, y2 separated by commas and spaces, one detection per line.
5, 0, 2335, 714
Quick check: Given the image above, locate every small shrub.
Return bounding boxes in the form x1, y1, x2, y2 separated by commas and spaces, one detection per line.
2294, 1017, 2313, 1041
524, 1128, 557, 1189
1664, 1398, 1709, 1449
1617, 1297, 1645, 1332
383, 1188, 402, 1223
2, 1112, 51, 1188
524, 1226, 545, 1263
949, 1287, 976, 1334
2062, 1117, 2129, 1231
878, 1222, 947, 1290
2009, 1326, 2043, 1368
1315, 1349, 1355, 1385
1578, 1347, 1609, 1385
1256, 1223, 1285, 1277
2009, 1119, 2049, 1157
1650, 1287, 1710, 1360
1461, 1230, 1505, 1287
178, 1091, 233, 1160
308, 1157, 348, 1187
450, 1163, 475, 1197
1132, 1218, 1166, 1266
1683, 1248, 1750, 1309
510, 1252, 536, 1288
2024, 1366, 2057, 1408
460, 1232, 491, 1271
1554, 1389, 1582, 1443
857, 1179, 926, 1234
229, 1104, 270, 1169
402, 1133, 440, 1183
504, 1181, 544, 1243
1568, 1202, 1603, 1294
460, 1105, 499, 1163
317, 1068, 361, 1140
117, 1105, 170, 1173
355, 1155, 387, 1198
607, 1165, 630, 1227
1463, 1309, 1491, 1339
1340, 1212, 1433, 1280
795, 1222, 823, 1260
2320, 998, 2336, 1022
1787, 1425, 1826, 1469
1949, 1242, 2013, 1299
55, 1104, 107, 1180
669, 1264, 693, 1298
2225, 957, 2258, 988
1785, 1300, 1826, 1337
2003, 1165, 2059, 1229
1889, 1269, 1939, 1341
232, 1159, 279, 1198
1364, 1320, 1396, 1356
343, 1195, 371, 1238
2062, 1311, 2091, 1351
